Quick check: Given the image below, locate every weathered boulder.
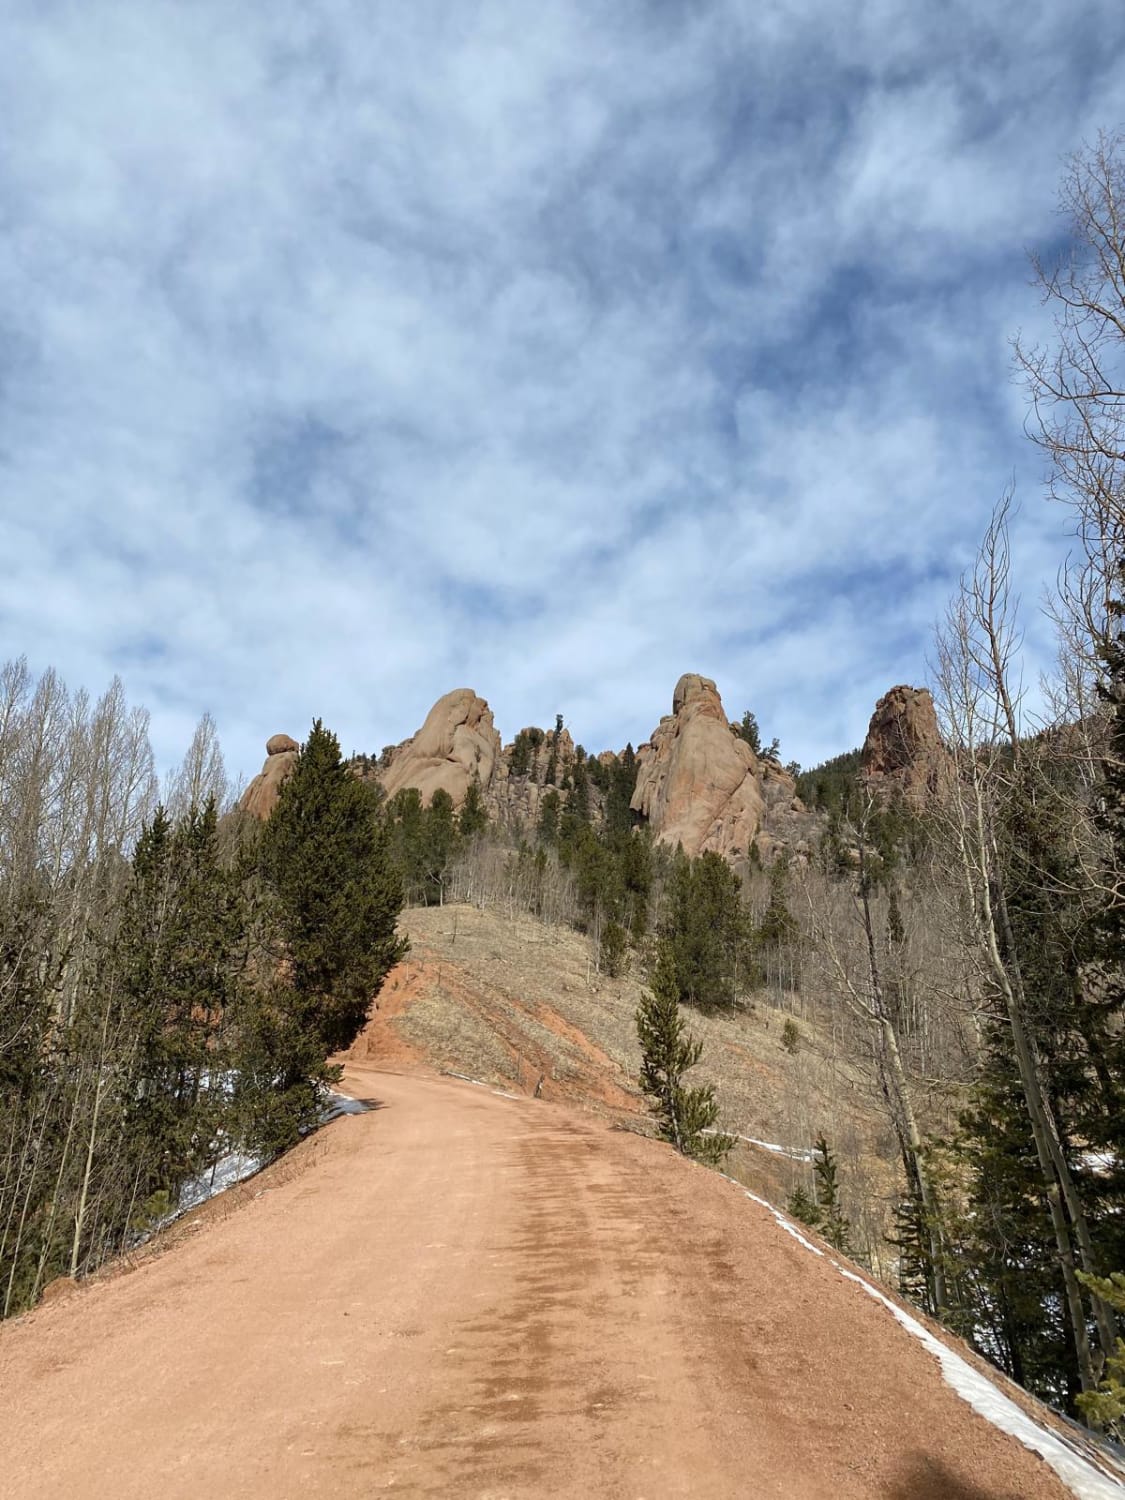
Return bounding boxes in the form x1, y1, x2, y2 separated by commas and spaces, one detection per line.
631, 674, 773, 859
862, 685, 944, 802
381, 689, 501, 808
239, 733, 300, 820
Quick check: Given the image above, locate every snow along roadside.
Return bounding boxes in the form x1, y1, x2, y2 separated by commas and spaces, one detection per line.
165, 1091, 368, 1225
742, 1188, 1125, 1500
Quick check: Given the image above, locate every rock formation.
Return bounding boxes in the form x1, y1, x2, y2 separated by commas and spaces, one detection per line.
861, 686, 944, 802
239, 733, 299, 820
484, 724, 581, 828
630, 674, 785, 861
381, 689, 502, 808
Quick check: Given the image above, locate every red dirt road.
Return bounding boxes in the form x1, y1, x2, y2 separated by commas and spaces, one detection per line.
0, 1069, 1079, 1499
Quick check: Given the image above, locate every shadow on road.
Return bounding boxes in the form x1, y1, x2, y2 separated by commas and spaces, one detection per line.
887, 1453, 1030, 1499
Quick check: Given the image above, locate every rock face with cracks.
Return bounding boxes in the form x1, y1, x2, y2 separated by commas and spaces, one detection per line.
861, 685, 945, 803
381, 689, 502, 809
631, 673, 779, 860
239, 734, 299, 821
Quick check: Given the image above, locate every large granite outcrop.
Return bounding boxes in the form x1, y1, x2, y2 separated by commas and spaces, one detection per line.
631, 674, 786, 860
239, 733, 299, 820
381, 689, 501, 808
861, 685, 945, 802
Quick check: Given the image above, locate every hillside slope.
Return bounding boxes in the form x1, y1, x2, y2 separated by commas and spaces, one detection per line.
0, 1067, 1092, 1499
350, 903, 897, 1237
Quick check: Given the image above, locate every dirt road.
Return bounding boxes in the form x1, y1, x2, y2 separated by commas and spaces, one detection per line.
0, 1069, 1087, 1499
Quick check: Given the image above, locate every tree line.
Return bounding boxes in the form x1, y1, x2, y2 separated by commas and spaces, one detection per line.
1, 695, 404, 1317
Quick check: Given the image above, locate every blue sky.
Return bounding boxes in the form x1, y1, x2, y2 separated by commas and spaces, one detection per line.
3, 1, 1125, 784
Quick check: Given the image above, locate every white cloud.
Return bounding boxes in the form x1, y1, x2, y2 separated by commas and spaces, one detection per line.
2, 0, 1123, 782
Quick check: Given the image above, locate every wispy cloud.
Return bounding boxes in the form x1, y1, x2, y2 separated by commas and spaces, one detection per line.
3, 0, 1124, 778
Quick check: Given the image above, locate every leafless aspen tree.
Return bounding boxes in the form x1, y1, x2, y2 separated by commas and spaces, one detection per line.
932, 498, 1117, 1393
800, 793, 951, 1315
164, 712, 230, 819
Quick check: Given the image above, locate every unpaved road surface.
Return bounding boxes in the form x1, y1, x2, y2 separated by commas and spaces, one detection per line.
0, 1069, 1080, 1499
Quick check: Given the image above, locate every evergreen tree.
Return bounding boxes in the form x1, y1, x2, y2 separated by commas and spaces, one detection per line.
1076, 1269, 1125, 1437
116, 800, 242, 1204
812, 1135, 852, 1253
941, 1052, 1078, 1400
890, 1189, 936, 1312
421, 789, 457, 904
569, 759, 591, 825
636, 944, 733, 1165
619, 825, 653, 940
544, 714, 562, 787
795, 748, 864, 814
599, 919, 629, 977
537, 788, 561, 844
384, 787, 426, 900
255, 722, 406, 1145
735, 710, 761, 754
943, 737, 1125, 1408
509, 731, 532, 777
787, 1183, 821, 1230
458, 774, 488, 840
604, 745, 638, 834
659, 851, 751, 1010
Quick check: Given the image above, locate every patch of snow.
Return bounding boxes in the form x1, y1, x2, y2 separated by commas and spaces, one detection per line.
740, 1135, 816, 1163
442, 1069, 522, 1100
743, 1189, 1125, 1499
705, 1129, 815, 1162
1078, 1150, 1118, 1178
744, 1190, 826, 1258
176, 1149, 262, 1215
160, 1090, 369, 1228
320, 1089, 368, 1124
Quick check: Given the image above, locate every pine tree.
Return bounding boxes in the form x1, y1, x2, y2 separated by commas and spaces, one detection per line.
659, 851, 750, 1011
599, 919, 629, 977
636, 943, 733, 1165
117, 799, 241, 1205
544, 714, 562, 787
787, 1183, 821, 1230
735, 710, 761, 754
458, 774, 488, 840
604, 744, 638, 834
811, 1134, 851, 1254
421, 789, 457, 905
1076, 1270, 1125, 1437
509, 731, 532, 778
943, 736, 1125, 1408
254, 722, 406, 1146
537, 788, 561, 844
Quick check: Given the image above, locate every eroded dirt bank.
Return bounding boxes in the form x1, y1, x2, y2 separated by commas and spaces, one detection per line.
0, 1068, 1077, 1499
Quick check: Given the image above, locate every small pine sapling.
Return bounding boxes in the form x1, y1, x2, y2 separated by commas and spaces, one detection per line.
636, 945, 734, 1165
812, 1133, 852, 1254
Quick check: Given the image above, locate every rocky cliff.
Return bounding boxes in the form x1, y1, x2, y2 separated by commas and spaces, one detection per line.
241, 676, 914, 869
630, 674, 763, 859
380, 689, 501, 808
631, 674, 805, 862
861, 685, 945, 802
